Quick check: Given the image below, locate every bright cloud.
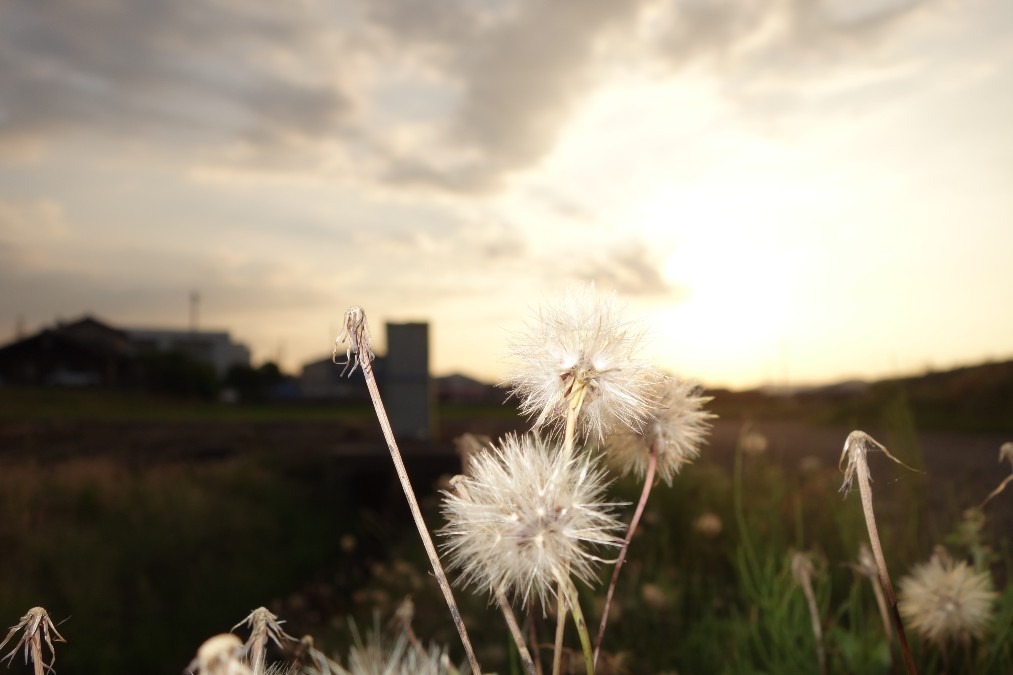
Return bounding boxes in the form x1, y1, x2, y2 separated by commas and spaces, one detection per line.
1, 0, 1011, 388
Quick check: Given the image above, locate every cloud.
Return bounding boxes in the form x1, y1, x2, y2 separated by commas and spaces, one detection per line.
0, 0, 943, 188
569, 240, 680, 297
0, 0, 354, 159
368, 0, 942, 191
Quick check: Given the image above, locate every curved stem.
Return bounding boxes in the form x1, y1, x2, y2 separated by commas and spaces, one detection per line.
855, 456, 917, 675
593, 440, 658, 667
361, 359, 482, 675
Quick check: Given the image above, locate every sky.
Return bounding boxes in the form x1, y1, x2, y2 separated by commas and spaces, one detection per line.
1, 0, 1011, 390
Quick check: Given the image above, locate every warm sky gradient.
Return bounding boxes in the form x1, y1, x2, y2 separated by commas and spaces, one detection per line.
1, 0, 1011, 389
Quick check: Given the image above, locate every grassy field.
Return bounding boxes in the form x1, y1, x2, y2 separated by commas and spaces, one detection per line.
1, 387, 1011, 673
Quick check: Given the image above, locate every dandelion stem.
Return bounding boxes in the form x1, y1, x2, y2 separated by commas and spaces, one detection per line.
732, 438, 759, 578
359, 355, 482, 675
562, 580, 595, 675
870, 570, 893, 647
551, 590, 567, 675
593, 439, 657, 667
526, 605, 544, 675
979, 474, 1013, 511
551, 383, 587, 674
853, 449, 918, 675
562, 381, 587, 460
793, 554, 826, 675
497, 591, 535, 675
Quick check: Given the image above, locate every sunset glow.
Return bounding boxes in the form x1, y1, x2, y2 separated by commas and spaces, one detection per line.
1, 0, 1011, 389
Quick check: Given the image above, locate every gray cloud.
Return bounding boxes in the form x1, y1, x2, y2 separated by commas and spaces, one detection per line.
570, 241, 680, 297
0, 243, 331, 329
369, 0, 940, 191
0, 0, 942, 187
0, 0, 353, 158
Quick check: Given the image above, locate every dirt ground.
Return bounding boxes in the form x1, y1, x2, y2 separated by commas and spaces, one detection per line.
3, 415, 1009, 537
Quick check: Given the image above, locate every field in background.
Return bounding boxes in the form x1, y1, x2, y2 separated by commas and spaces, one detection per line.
0, 381, 1011, 673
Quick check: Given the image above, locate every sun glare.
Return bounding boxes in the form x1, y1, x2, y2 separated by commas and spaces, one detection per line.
632, 187, 795, 386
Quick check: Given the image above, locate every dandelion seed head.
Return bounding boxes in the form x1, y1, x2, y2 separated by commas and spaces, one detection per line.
898, 548, 997, 646
505, 284, 659, 441
440, 433, 623, 610
740, 428, 769, 456
692, 512, 723, 538
606, 376, 714, 484
790, 550, 817, 587
999, 442, 1013, 469
855, 543, 878, 580
191, 634, 252, 675
308, 616, 459, 675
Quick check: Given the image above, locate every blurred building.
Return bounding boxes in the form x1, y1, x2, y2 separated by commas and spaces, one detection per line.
385, 322, 433, 440
298, 321, 434, 440
435, 373, 504, 404
0, 315, 251, 387
128, 327, 250, 377
0, 316, 135, 387
300, 354, 386, 401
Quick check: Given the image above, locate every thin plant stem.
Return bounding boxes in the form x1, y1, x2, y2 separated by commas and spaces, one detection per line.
551, 591, 567, 675
359, 355, 482, 675
593, 439, 658, 667
793, 555, 826, 675
732, 440, 760, 577
526, 605, 544, 675
562, 381, 587, 460
979, 474, 1013, 511
854, 453, 918, 675
870, 572, 893, 647
562, 578, 595, 675
497, 592, 535, 675
552, 387, 586, 674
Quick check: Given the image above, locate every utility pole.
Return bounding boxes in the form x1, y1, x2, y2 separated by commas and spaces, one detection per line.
189, 291, 200, 333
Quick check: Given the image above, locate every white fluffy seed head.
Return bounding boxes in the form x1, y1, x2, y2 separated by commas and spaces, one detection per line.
898, 548, 997, 646
505, 284, 660, 442
439, 433, 624, 610
191, 634, 252, 675
606, 376, 714, 485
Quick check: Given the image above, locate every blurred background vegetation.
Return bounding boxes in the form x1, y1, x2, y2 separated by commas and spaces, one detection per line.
1, 363, 1011, 673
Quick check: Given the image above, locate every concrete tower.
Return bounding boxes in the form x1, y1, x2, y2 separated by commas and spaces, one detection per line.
384, 322, 433, 440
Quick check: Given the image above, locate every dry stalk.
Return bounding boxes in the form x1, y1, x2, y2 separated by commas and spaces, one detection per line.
854, 543, 893, 646
335, 306, 481, 675
497, 592, 536, 675
839, 430, 918, 675
791, 551, 826, 675
978, 442, 1013, 510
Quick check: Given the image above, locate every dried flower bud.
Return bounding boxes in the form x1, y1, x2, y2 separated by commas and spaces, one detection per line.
333, 306, 375, 377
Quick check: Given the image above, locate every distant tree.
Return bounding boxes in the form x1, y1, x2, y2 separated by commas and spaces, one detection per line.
137, 350, 219, 399
222, 361, 290, 402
